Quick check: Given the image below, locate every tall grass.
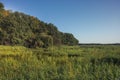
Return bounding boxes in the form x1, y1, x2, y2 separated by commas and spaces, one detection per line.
0, 45, 120, 80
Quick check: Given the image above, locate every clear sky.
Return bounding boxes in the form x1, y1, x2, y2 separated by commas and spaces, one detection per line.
1, 0, 120, 43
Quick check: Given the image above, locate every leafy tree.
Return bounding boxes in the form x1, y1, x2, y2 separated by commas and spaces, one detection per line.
62, 33, 79, 45
0, 2, 4, 11
0, 2, 79, 48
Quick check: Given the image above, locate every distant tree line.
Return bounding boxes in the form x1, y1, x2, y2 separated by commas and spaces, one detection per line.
0, 2, 78, 48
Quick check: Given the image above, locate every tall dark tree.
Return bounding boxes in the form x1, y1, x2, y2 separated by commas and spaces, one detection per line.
0, 2, 4, 10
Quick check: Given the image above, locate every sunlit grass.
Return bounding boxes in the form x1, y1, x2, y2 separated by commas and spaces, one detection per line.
0, 45, 120, 80
0, 45, 30, 55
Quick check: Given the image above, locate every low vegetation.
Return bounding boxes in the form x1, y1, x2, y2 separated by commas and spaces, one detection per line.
0, 45, 120, 80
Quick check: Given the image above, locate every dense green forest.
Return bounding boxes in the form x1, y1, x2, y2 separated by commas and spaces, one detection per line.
0, 2, 78, 48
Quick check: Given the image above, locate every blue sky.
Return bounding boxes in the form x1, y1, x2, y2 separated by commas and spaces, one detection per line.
1, 0, 120, 43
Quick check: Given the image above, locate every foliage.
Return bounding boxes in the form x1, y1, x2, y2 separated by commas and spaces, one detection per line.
0, 2, 78, 48
0, 45, 120, 80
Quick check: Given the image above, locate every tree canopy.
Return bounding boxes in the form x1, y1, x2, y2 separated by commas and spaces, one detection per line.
0, 2, 4, 10
0, 2, 79, 48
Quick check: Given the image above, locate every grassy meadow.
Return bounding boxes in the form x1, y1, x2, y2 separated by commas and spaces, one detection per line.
0, 45, 120, 80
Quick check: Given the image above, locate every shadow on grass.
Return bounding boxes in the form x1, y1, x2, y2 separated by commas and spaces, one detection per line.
91, 56, 120, 66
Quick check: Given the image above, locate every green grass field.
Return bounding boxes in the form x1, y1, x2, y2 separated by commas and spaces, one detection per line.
0, 45, 120, 80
